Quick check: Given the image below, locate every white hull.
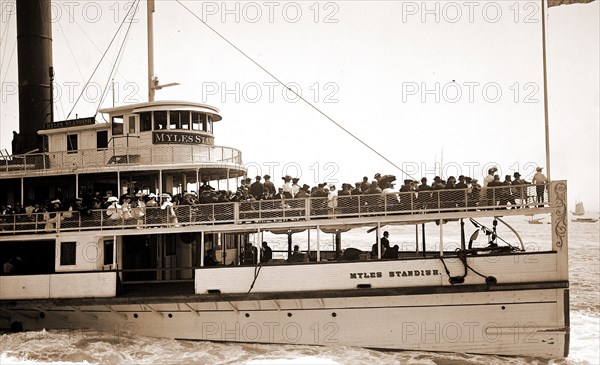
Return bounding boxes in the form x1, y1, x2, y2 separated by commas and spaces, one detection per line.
1, 287, 568, 358
1, 253, 570, 357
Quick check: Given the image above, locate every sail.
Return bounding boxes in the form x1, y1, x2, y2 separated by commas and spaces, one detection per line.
573, 202, 585, 215
548, 0, 596, 7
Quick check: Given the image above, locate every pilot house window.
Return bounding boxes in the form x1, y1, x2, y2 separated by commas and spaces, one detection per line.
169, 111, 190, 130
128, 116, 137, 134
140, 112, 152, 132
112, 116, 124, 135
192, 112, 206, 131
154, 111, 167, 130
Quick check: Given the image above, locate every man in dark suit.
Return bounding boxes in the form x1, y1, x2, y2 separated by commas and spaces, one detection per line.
249, 176, 264, 200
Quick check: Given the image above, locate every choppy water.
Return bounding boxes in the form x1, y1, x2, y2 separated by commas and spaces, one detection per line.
1, 215, 598, 364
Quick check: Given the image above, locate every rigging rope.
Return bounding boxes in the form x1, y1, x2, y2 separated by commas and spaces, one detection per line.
0, 1, 14, 77
54, 17, 85, 122
0, 39, 16, 85
65, 0, 140, 119
56, 18, 86, 84
0, 3, 16, 86
175, 0, 418, 181
246, 260, 264, 295
62, 4, 144, 103
97, 0, 140, 113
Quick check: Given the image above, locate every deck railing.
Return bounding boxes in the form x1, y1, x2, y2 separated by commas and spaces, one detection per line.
0, 145, 243, 174
0, 183, 552, 235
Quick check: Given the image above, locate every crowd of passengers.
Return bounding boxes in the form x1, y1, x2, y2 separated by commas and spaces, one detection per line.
220, 167, 547, 210
0, 166, 549, 221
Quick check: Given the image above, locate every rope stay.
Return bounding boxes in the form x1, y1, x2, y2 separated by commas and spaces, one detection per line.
62, 3, 145, 103
66, 0, 141, 120
96, 0, 140, 114
174, 0, 417, 181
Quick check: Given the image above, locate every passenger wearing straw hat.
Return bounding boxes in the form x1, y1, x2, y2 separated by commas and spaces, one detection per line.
106, 196, 121, 220
160, 193, 179, 226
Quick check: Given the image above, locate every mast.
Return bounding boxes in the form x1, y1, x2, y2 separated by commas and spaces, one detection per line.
541, 0, 552, 181
147, 0, 155, 102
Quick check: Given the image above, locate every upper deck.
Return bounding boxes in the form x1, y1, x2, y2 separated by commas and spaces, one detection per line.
0, 182, 558, 237
0, 101, 245, 178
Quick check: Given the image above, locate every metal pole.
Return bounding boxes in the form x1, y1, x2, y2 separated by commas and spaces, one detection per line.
147, 0, 155, 102
541, 0, 551, 181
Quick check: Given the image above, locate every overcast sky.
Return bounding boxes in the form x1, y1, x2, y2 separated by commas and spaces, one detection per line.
1, 0, 598, 210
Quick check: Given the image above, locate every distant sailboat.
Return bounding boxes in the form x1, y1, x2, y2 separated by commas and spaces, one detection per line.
571, 201, 585, 216
571, 201, 598, 223
526, 215, 544, 224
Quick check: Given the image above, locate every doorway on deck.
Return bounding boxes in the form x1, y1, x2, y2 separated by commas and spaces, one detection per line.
122, 235, 157, 282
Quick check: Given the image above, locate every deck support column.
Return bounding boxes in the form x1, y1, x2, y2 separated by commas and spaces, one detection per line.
307, 229, 311, 262
376, 223, 381, 259
422, 223, 426, 257
226, 169, 230, 192
415, 225, 419, 254
460, 219, 465, 250
113, 235, 117, 266
158, 169, 162, 196
316, 226, 321, 262
439, 221, 444, 256
256, 228, 261, 264
196, 169, 200, 193
200, 231, 204, 267
335, 231, 341, 259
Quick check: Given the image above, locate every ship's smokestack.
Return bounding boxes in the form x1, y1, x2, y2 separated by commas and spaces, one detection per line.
15, 0, 53, 154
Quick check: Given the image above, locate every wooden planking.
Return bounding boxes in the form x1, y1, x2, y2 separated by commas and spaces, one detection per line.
0, 275, 50, 300
49, 272, 117, 298
0, 272, 116, 300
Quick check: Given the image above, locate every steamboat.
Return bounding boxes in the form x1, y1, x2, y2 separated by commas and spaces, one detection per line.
0, 0, 570, 358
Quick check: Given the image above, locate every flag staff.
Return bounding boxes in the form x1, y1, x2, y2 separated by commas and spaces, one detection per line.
541, 0, 552, 181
